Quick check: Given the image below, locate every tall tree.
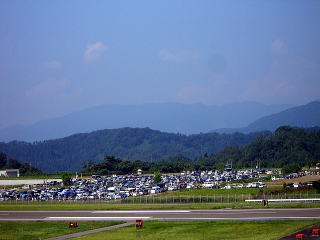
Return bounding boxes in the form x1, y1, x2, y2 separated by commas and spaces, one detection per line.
154, 171, 162, 184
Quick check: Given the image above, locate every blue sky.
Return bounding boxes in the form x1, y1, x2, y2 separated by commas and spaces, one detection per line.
0, 0, 320, 128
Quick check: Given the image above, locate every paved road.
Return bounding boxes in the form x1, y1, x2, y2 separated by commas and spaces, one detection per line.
0, 208, 320, 221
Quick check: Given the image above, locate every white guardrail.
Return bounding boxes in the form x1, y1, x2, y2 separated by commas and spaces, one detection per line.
245, 199, 320, 202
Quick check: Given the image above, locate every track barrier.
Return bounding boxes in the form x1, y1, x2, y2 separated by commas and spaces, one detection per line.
295, 233, 304, 239
312, 229, 319, 236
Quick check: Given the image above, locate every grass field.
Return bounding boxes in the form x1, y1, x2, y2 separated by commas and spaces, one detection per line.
0, 221, 123, 240
118, 187, 319, 204
162, 186, 318, 196
163, 187, 276, 196
70, 220, 319, 240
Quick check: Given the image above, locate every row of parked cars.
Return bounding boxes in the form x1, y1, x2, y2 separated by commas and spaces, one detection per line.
0, 169, 266, 201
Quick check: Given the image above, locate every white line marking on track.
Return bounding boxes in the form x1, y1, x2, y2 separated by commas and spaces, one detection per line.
92, 210, 190, 213
193, 212, 277, 215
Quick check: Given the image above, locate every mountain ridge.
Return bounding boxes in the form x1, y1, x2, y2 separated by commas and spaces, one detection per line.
0, 101, 291, 142
0, 127, 264, 173
212, 101, 320, 134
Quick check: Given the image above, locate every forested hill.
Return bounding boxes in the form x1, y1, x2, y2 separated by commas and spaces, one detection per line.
0, 127, 263, 173
200, 126, 320, 169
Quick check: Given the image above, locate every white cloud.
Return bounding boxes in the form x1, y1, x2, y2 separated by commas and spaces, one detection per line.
271, 39, 286, 54
43, 60, 62, 70
159, 49, 199, 62
84, 42, 107, 62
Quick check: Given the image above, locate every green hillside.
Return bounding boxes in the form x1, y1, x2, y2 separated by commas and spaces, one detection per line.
200, 126, 320, 169
82, 126, 320, 175
0, 127, 261, 173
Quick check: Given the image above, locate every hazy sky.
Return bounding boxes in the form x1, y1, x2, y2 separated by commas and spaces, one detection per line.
0, 0, 320, 128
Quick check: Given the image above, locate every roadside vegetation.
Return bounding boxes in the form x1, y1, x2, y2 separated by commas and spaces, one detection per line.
0, 221, 123, 240
167, 185, 318, 196
70, 220, 319, 240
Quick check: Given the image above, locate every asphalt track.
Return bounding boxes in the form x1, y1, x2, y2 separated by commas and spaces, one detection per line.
1, 208, 320, 221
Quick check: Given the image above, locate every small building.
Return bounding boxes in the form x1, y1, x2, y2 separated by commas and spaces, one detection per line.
137, 169, 143, 175
0, 169, 20, 177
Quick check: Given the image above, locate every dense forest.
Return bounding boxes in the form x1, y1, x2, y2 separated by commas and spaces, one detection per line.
0, 128, 262, 173
84, 126, 320, 175
199, 126, 320, 169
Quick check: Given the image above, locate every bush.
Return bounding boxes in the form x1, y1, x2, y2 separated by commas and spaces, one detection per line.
282, 163, 301, 175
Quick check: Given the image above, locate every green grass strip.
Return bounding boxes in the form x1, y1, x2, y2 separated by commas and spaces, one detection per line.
0, 221, 123, 240
70, 220, 319, 240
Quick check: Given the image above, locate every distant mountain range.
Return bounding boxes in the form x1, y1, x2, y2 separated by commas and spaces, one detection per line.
0, 128, 263, 173
1, 101, 319, 173
0, 102, 291, 142
212, 101, 320, 133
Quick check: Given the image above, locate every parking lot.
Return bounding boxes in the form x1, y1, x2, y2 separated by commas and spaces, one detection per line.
0, 169, 317, 202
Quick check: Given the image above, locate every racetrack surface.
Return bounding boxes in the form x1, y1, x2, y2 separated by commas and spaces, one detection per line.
1, 208, 320, 221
